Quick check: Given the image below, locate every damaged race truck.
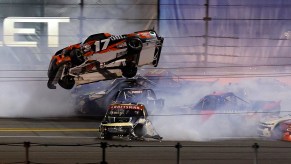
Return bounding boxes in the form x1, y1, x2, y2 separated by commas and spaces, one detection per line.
99, 103, 162, 141
47, 30, 164, 89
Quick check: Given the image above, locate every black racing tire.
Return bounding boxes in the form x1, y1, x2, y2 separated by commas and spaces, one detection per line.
70, 49, 85, 66
121, 65, 138, 78
58, 75, 75, 90
133, 124, 146, 138
47, 58, 57, 78
127, 37, 143, 53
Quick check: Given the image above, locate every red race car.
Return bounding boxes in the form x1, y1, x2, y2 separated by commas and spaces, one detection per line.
47, 30, 163, 89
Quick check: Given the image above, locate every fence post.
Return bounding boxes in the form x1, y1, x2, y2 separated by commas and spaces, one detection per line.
100, 142, 108, 164
24, 142, 30, 164
252, 142, 259, 164
175, 142, 182, 164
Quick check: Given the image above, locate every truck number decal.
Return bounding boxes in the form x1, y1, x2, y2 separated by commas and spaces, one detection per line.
94, 38, 110, 52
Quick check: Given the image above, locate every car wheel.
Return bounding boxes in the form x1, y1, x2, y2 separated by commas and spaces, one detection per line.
133, 124, 147, 138
121, 64, 138, 78
58, 75, 75, 89
70, 49, 85, 65
47, 58, 57, 78
127, 37, 142, 53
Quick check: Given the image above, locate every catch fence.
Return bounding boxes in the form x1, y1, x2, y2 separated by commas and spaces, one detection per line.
0, 141, 287, 164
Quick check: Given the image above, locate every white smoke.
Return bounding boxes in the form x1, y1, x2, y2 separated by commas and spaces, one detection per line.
0, 79, 75, 118
149, 77, 290, 141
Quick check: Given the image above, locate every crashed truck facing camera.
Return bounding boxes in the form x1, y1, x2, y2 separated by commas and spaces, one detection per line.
47, 30, 164, 89
99, 104, 162, 140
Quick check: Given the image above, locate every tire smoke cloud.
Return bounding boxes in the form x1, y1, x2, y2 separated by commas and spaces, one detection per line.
149, 77, 289, 141
0, 77, 75, 118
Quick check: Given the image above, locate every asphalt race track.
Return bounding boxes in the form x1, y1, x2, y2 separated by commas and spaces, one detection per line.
0, 118, 290, 164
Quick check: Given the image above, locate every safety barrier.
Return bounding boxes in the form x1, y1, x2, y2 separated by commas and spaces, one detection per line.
0, 142, 279, 164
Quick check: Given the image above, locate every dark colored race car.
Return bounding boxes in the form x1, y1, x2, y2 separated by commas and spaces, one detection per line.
186, 92, 281, 122
99, 103, 162, 140
113, 88, 164, 110
74, 81, 164, 117
47, 30, 164, 89
72, 76, 156, 116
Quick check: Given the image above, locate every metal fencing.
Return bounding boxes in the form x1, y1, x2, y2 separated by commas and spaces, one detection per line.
0, 141, 282, 164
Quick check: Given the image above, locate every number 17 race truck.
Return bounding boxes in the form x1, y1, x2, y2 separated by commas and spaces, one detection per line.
47, 30, 164, 89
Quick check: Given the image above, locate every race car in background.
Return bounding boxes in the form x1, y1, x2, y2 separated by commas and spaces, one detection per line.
258, 115, 291, 141
181, 92, 281, 122
47, 30, 164, 89
73, 77, 164, 117
112, 88, 164, 111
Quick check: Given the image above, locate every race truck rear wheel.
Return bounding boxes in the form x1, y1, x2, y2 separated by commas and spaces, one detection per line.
58, 75, 75, 89
121, 62, 138, 78
126, 37, 142, 66
127, 37, 143, 53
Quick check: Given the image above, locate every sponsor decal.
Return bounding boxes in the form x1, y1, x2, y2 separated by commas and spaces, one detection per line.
110, 105, 143, 110
110, 35, 126, 41
94, 38, 110, 52
130, 90, 143, 94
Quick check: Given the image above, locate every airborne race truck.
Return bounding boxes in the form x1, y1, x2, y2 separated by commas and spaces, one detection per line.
99, 102, 162, 140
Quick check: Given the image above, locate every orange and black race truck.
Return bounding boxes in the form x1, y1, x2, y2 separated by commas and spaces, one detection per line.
99, 103, 162, 140
47, 30, 164, 89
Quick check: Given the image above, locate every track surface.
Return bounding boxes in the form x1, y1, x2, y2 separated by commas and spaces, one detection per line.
0, 117, 290, 164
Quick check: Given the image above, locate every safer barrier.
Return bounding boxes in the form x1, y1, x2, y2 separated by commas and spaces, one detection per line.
0, 142, 266, 164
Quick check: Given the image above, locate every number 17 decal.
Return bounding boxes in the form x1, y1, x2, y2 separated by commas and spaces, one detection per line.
94, 38, 110, 52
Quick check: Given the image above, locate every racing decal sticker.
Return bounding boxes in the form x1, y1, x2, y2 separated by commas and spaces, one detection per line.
94, 38, 110, 52
110, 35, 126, 41
110, 105, 143, 110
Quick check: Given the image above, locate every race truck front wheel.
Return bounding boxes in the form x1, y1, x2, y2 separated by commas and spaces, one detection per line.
133, 123, 147, 138
58, 75, 75, 90
70, 49, 85, 65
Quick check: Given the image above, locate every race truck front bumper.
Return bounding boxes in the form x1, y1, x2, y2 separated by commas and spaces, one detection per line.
100, 122, 133, 136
